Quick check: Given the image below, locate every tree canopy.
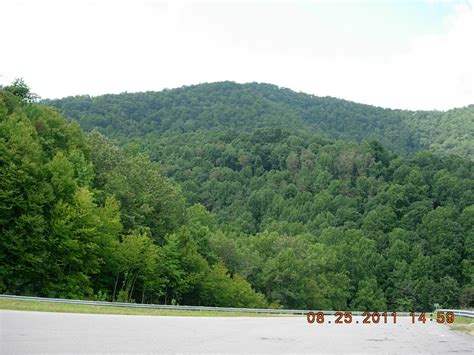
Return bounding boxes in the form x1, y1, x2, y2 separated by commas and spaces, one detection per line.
44, 81, 473, 159
1, 81, 473, 311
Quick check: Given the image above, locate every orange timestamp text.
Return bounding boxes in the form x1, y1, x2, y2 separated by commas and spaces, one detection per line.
307, 311, 455, 324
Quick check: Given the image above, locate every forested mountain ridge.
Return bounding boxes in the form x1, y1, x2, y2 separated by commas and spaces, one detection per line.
44, 81, 473, 158
0, 82, 268, 307
2, 80, 473, 311
403, 104, 474, 158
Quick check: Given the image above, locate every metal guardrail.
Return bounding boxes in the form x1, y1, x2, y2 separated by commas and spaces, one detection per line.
0, 294, 313, 315
435, 309, 474, 318
1, 295, 472, 318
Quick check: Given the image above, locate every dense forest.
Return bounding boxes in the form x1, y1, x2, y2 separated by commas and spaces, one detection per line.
2, 80, 473, 311
0, 82, 267, 308
44, 81, 474, 159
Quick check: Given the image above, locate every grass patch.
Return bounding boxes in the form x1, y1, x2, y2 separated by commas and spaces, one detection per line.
428, 313, 474, 336
0, 299, 291, 317
449, 316, 474, 336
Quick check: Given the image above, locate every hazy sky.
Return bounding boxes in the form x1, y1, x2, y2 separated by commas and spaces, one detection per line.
1, 0, 473, 110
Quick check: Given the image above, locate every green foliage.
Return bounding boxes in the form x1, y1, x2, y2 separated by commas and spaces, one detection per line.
350, 277, 387, 311
201, 262, 267, 308
3, 78, 38, 103
0, 86, 265, 308
2, 81, 473, 311
404, 107, 474, 159
114, 232, 158, 302
44, 81, 473, 158
0, 91, 113, 297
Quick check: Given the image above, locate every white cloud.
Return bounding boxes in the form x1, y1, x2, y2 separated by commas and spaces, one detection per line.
0, 0, 472, 110
378, 0, 474, 110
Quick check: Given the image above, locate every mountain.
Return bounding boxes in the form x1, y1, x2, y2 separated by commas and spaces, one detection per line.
3, 80, 473, 310
42, 81, 473, 158
38, 81, 474, 310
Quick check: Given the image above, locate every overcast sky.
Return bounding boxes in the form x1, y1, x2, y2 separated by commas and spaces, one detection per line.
1, 0, 473, 110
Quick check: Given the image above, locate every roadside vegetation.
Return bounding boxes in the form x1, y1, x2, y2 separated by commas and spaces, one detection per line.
0, 299, 284, 317
448, 315, 474, 336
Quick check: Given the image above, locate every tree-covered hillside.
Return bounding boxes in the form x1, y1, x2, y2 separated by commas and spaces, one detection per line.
2, 81, 473, 311
44, 81, 473, 158
403, 105, 474, 158
146, 128, 474, 310
0, 83, 267, 307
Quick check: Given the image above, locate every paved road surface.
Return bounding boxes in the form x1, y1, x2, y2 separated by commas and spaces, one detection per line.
1, 310, 472, 353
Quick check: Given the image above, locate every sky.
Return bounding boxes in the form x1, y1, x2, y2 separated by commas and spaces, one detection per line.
1, 0, 473, 110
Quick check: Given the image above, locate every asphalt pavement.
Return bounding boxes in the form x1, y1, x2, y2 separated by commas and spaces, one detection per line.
1, 310, 472, 354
